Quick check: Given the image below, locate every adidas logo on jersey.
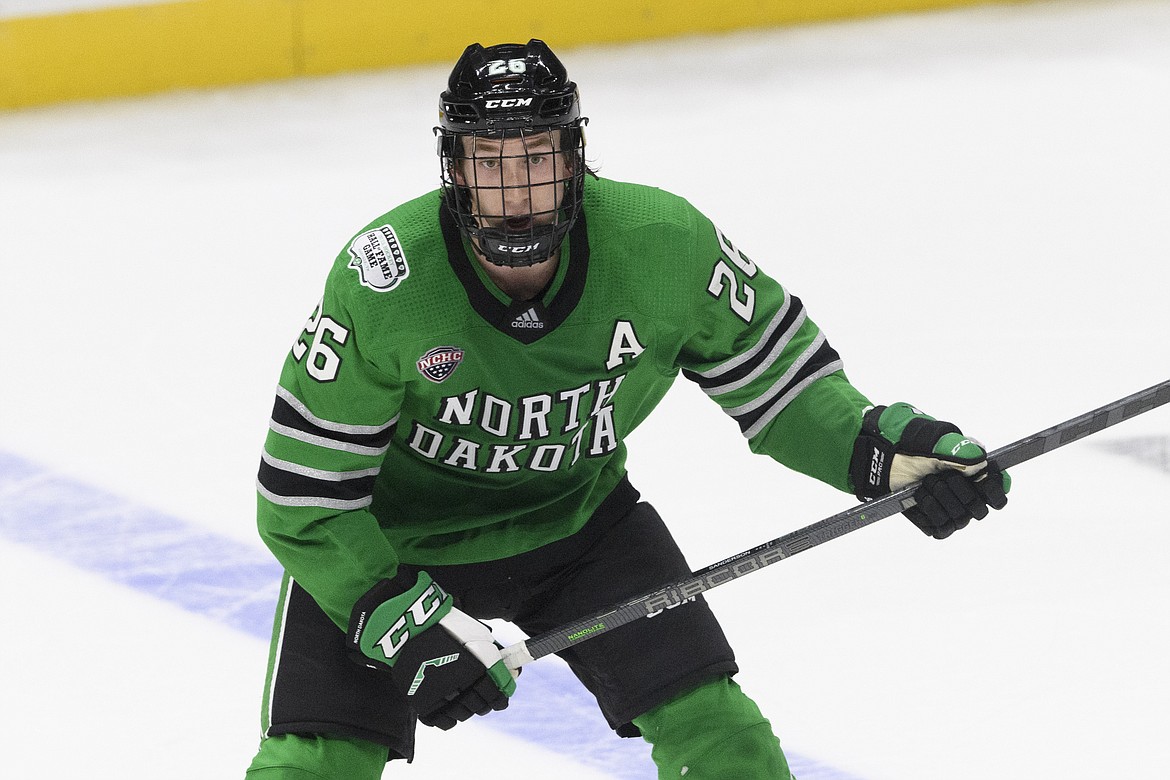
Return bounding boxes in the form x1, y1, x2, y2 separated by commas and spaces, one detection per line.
511, 307, 545, 330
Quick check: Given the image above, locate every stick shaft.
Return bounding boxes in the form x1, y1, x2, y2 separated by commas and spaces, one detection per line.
502, 379, 1170, 669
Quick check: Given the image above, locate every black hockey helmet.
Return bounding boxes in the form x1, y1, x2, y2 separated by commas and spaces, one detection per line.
437, 39, 587, 268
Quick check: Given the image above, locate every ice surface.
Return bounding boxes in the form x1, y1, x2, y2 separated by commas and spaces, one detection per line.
2, 1, 1168, 777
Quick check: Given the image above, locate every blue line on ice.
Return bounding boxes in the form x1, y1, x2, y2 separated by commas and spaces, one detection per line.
0, 449, 869, 780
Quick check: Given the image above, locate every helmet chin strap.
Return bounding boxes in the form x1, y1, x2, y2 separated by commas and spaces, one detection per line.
473, 223, 562, 267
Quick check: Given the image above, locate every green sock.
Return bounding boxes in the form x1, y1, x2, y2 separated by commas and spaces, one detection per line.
633, 676, 792, 780
245, 733, 389, 780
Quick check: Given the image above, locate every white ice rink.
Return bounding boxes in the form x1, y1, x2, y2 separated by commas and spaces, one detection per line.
2, 1, 1169, 777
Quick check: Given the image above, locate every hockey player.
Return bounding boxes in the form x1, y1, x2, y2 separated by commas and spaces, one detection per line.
245, 39, 1009, 779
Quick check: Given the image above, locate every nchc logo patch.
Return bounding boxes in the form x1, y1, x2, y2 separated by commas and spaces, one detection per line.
348, 225, 409, 292
417, 346, 465, 383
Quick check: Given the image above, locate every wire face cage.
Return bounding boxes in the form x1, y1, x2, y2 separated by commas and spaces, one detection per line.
439, 124, 586, 267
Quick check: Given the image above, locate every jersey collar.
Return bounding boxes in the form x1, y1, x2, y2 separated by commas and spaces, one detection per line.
440, 204, 590, 344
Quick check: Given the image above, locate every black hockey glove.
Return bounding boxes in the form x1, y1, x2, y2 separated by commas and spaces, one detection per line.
347, 571, 517, 729
850, 403, 1011, 539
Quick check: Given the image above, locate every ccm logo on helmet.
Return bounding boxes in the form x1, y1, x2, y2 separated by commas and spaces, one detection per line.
485, 98, 534, 109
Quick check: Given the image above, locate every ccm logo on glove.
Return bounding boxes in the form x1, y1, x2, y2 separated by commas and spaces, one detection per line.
369, 582, 448, 661
346, 571, 518, 729
850, 402, 1010, 539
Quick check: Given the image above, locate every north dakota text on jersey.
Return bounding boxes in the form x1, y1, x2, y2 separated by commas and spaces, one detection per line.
405, 375, 627, 473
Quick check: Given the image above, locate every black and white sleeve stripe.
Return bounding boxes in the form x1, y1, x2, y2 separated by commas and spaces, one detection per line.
256, 451, 382, 510
682, 293, 805, 396
267, 385, 396, 456
726, 334, 843, 438
257, 385, 399, 510
682, 293, 844, 440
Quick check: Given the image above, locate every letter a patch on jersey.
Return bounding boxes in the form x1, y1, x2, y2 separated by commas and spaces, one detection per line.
348, 225, 409, 292
605, 320, 645, 370
417, 346, 465, 383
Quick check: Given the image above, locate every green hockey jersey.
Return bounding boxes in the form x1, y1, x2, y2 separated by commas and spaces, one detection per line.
257, 175, 873, 627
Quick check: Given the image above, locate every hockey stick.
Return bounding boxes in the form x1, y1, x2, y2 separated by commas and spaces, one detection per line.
501, 378, 1170, 670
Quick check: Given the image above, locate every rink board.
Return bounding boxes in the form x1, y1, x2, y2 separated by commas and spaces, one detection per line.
0, 0, 1021, 109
